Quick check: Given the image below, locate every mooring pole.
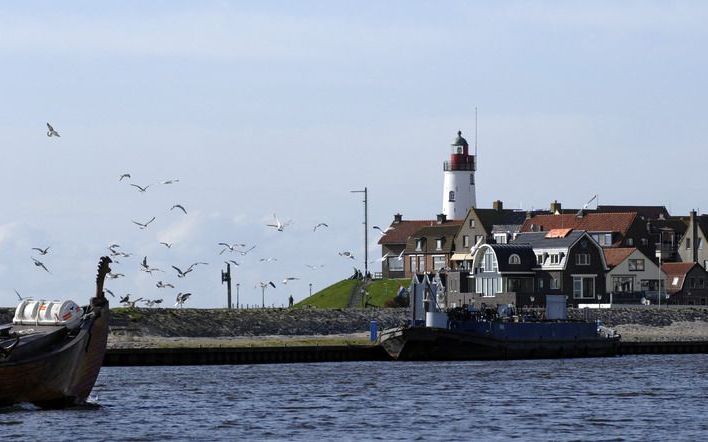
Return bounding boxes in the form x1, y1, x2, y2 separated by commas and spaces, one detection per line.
221, 263, 232, 309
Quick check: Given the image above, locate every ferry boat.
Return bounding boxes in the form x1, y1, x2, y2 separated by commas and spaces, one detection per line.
0, 257, 112, 408
380, 274, 619, 361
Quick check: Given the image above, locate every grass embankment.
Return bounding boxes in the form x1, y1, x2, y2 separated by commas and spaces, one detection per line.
295, 278, 409, 308
365, 278, 409, 307
295, 279, 358, 308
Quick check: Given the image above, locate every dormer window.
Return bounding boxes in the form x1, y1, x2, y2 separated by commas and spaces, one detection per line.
436, 239, 443, 250
550, 254, 560, 265
509, 254, 521, 265
537, 254, 544, 265
494, 233, 508, 244
415, 239, 423, 251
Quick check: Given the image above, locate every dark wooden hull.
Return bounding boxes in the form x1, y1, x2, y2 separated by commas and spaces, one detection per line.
0, 302, 109, 408
381, 326, 620, 361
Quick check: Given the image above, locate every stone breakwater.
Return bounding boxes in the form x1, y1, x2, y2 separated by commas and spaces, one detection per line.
1, 306, 706, 338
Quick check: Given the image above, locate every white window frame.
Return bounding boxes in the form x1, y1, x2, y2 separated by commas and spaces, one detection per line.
432, 255, 446, 271
463, 235, 470, 248
550, 254, 560, 265
572, 275, 596, 299
436, 238, 443, 250
628, 259, 645, 271
509, 254, 521, 265
576, 253, 590, 265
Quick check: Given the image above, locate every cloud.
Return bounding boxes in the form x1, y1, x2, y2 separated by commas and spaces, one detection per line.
157, 212, 202, 245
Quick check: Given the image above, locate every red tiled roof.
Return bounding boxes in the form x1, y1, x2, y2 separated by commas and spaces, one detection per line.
521, 212, 638, 240
378, 220, 462, 245
603, 247, 636, 268
661, 262, 697, 277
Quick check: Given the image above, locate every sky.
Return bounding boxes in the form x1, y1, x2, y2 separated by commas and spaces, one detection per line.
0, 1, 707, 308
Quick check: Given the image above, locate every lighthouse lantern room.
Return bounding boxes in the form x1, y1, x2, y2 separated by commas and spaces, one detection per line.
442, 130, 476, 220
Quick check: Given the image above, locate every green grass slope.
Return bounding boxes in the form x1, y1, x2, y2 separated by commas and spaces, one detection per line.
295, 279, 358, 308
365, 278, 409, 307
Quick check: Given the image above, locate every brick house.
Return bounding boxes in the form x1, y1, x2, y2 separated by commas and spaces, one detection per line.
377, 214, 438, 279
662, 262, 708, 305
403, 217, 462, 278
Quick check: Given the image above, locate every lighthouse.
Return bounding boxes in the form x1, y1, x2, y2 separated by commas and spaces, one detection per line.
442, 130, 476, 220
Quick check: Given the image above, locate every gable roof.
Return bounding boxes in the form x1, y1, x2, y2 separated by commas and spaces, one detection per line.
405, 223, 463, 253
697, 214, 708, 238
378, 220, 435, 245
474, 208, 528, 234
513, 230, 588, 249
603, 247, 637, 268
521, 212, 638, 242
661, 262, 700, 293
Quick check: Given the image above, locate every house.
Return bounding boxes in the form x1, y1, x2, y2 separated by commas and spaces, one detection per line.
662, 262, 708, 305
512, 229, 608, 307
450, 200, 529, 270
603, 247, 666, 304
403, 216, 462, 277
447, 243, 537, 308
677, 210, 708, 270
377, 214, 440, 278
520, 211, 655, 259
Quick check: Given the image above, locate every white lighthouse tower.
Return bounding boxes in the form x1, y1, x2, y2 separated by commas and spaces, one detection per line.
442, 130, 476, 220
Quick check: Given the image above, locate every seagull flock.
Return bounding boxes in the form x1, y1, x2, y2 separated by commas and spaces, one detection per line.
17, 122, 397, 309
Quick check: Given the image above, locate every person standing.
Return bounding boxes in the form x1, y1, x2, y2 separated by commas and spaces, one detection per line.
288, 294, 294, 308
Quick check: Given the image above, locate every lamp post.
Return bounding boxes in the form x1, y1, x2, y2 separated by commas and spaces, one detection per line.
350, 187, 368, 279
236, 283, 240, 309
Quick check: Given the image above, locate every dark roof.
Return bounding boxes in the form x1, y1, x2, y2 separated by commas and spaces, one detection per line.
513, 230, 588, 249
487, 244, 536, 272
648, 217, 689, 235
521, 212, 637, 242
697, 215, 708, 238
474, 208, 528, 233
596, 205, 670, 220
405, 224, 462, 253
603, 247, 637, 268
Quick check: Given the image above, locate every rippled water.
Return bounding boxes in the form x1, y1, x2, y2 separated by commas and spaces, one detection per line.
1, 355, 706, 441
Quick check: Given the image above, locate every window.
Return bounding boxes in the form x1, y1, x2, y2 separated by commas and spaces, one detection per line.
475, 234, 484, 244
494, 233, 508, 244
576, 253, 590, 265
432, 255, 446, 271
573, 276, 595, 299
592, 233, 613, 246
415, 239, 423, 252
612, 276, 634, 293
436, 239, 443, 250
690, 277, 696, 289
537, 254, 544, 265
538, 278, 544, 289
686, 238, 691, 249
387, 257, 403, 272
641, 238, 648, 246
470, 174, 474, 185
551, 277, 560, 290
626, 238, 634, 246
409, 256, 417, 273
481, 249, 498, 272
705, 260, 708, 271
470, 219, 476, 228
448, 191, 455, 202
628, 259, 645, 271
463, 235, 470, 248
418, 255, 425, 273
700, 278, 705, 289
699, 238, 704, 249
509, 254, 521, 265
550, 254, 560, 265
672, 277, 680, 286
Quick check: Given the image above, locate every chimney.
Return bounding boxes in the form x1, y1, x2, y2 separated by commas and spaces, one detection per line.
493, 200, 503, 212
550, 200, 562, 214
436, 213, 447, 224
691, 210, 698, 262
393, 213, 403, 224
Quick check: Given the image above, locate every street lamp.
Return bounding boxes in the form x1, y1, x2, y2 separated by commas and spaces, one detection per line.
350, 187, 368, 278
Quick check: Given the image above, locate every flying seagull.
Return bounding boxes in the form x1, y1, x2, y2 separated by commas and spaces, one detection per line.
373, 225, 394, 235
104, 289, 115, 298
156, 281, 175, 289
160, 242, 173, 248
46, 122, 60, 137
107, 272, 125, 279
305, 264, 324, 270
282, 277, 300, 284
266, 214, 292, 232
170, 204, 187, 214
175, 292, 192, 308
119, 173, 131, 181
257, 281, 277, 289
224, 260, 240, 266
130, 183, 150, 193
397, 249, 404, 260
31, 257, 51, 273
338, 251, 355, 260
14, 289, 24, 301
32, 246, 51, 255
313, 222, 328, 232
119, 294, 131, 304
171, 265, 193, 278
161, 179, 180, 185
378, 252, 391, 262
259, 257, 278, 263
132, 216, 156, 229
140, 256, 161, 274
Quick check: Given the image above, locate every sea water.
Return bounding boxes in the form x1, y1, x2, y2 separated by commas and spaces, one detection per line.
1, 354, 706, 441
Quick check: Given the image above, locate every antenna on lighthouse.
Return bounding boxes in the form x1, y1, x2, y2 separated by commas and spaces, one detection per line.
474, 106, 478, 158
